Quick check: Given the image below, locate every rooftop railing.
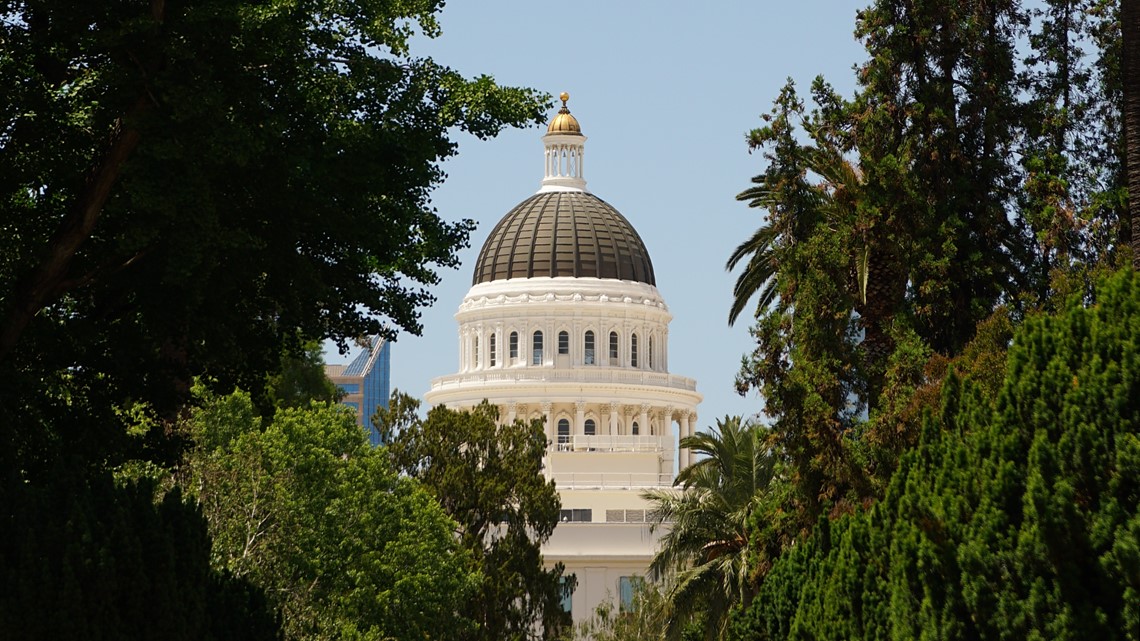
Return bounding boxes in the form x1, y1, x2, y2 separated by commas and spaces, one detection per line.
550, 472, 673, 490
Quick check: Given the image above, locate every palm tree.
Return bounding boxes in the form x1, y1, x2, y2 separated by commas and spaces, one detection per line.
643, 416, 775, 640
731, 140, 907, 405
728, 143, 868, 327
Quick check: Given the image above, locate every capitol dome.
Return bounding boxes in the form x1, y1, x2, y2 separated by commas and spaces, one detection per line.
426, 94, 701, 625
473, 191, 656, 285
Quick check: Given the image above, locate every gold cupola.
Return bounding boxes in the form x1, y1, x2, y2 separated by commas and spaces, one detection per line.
540, 92, 588, 192
546, 92, 583, 135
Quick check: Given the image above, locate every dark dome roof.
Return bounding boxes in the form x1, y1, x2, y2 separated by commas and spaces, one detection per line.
473, 191, 656, 286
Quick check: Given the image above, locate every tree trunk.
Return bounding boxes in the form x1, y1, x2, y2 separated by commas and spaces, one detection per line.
1125, 0, 1140, 268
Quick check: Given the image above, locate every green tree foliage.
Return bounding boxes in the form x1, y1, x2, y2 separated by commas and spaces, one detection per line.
0, 0, 548, 475
0, 469, 279, 641
183, 390, 479, 641
728, 269, 1140, 640
644, 417, 776, 640
379, 394, 572, 641
1, 3, 543, 634
730, 0, 1127, 518
265, 340, 342, 411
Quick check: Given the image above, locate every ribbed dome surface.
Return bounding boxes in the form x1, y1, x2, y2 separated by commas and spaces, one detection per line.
473, 192, 656, 285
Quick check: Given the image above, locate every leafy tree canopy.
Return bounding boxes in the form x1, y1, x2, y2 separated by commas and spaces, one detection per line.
0, 0, 549, 474
183, 389, 480, 641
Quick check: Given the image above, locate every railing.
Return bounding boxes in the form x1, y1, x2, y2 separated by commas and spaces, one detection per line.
553, 435, 665, 453
551, 472, 674, 490
429, 368, 698, 392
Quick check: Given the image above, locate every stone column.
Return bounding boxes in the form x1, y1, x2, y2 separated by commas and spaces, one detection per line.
608, 402, 619, 436
506, 401, 517, 425
677, 409, 691, 469
540, 402, 552, 445
686, 412, 698, 468
639, 403, 650, 438
575, 401, 586, 436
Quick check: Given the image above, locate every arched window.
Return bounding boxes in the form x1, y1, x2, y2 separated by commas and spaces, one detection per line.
473, 335, 479, 367
510, 331, 519, 359
584, 419, 596, 436
558, 330, 569, 355
533, 331, 544, 365
631, 421, 639, 436
648, 335, 654, 369
631, 333, 639, 368
490, 333, 497, 367
609, 331, 619, 360
557, 418, 570, 444
584, 331, 595, 365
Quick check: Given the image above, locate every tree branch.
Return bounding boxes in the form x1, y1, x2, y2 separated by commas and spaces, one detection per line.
0, 0, 166, 361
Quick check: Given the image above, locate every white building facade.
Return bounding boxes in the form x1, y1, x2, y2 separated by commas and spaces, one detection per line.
425, 94, 701, 623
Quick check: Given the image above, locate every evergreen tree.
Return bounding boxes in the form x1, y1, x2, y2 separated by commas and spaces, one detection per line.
728, 269, 1140, 641
379, 394, 572, 641
0, 469, 280, 641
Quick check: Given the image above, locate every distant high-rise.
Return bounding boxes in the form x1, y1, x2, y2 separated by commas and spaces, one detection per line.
325, 336, 391, 445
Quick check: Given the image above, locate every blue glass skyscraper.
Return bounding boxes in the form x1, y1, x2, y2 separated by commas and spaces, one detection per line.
326, 336, 390, 446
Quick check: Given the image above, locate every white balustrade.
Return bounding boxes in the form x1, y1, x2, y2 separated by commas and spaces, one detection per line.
552, 435, 666, 453
550, 472, 673, 490
429, 368, 697, 391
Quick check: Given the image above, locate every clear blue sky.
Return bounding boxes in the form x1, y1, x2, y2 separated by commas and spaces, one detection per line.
329, 1, 867, 426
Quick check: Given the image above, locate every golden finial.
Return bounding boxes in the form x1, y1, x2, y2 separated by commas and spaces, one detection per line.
547, 91, 582, 134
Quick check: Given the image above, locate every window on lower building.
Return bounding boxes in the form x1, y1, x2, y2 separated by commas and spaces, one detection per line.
489, 333, 496, 367
533, 331, 543, 365
584, 330, 595, 365
619, 576, 638, 611
631, 333, 639, 367
558, 330, 569, 354
609, 331, 619, 360
560, 576, 574, 613
559, 508, 592, 523
509, 331, 519, 359
338, 383, 360, 395
584, 419, 596, 436
558, 418, 570, 444
632, 421, 639, 435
